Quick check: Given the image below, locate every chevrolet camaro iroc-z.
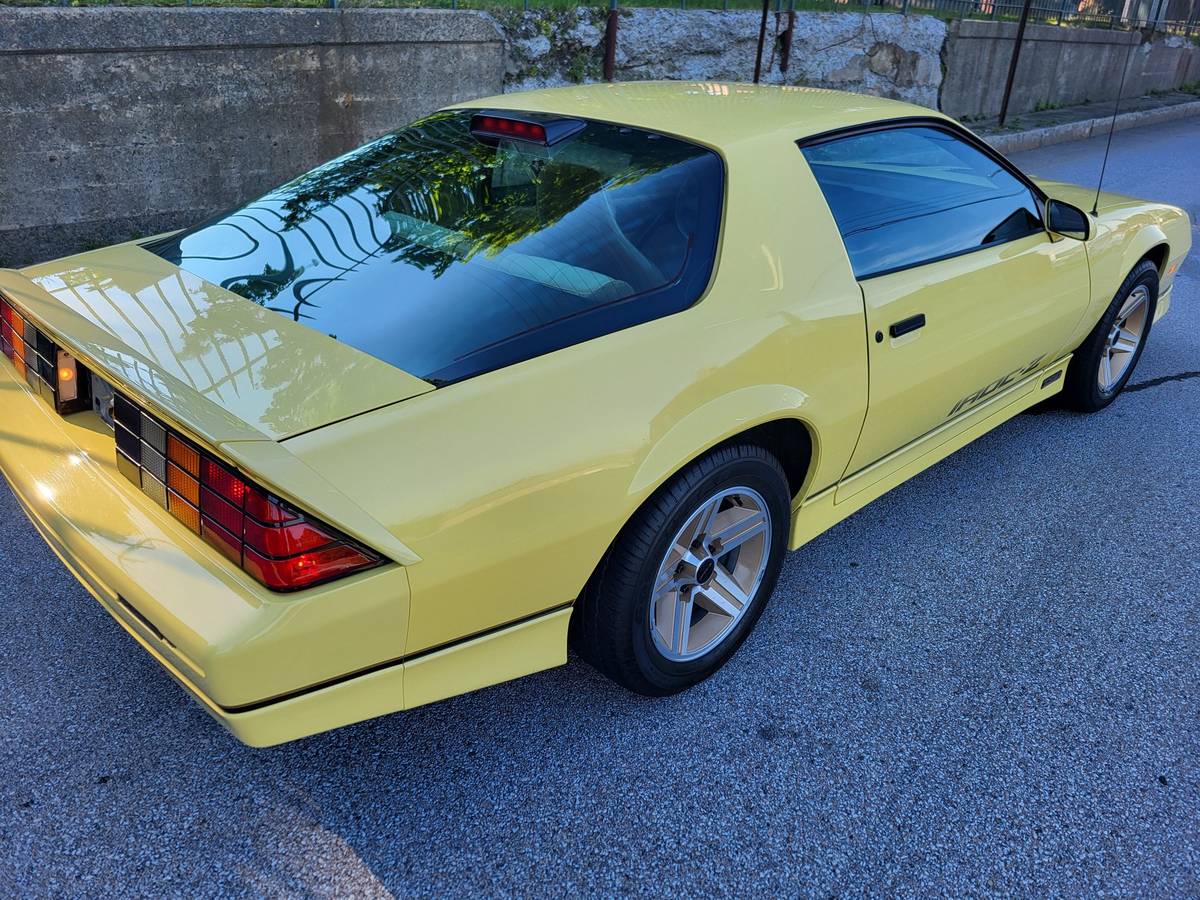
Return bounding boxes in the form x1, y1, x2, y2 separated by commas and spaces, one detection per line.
0, 83, 1190, 745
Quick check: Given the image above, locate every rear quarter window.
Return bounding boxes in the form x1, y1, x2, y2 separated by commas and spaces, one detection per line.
145, 111, 724, 385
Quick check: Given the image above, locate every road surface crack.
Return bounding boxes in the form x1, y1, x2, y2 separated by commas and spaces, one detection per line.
1124, 370, 1200, 393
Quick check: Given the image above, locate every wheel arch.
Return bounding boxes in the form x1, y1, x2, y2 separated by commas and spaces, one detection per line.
575, 397, 818, 620
1138, 242, 1170, 278
628, 385, 820, 505
1114, 222, 1168, 288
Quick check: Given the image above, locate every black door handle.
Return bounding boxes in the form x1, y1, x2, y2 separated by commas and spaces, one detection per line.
889, 313, 926, 339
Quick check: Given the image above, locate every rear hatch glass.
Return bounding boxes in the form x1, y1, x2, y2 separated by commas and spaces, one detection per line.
144, 110, 724, 385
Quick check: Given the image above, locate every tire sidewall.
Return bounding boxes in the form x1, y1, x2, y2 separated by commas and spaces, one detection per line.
1073, 263, 1158, 410
625, 452, 790, 691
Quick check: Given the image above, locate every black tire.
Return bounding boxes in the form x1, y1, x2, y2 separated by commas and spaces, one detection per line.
1062, 259, 1158, 412
572, 443, 790, 696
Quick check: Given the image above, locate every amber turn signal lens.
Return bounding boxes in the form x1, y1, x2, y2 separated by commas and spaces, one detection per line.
168, 491, 201, 533
167, 462, 200, 506
167, 434, 200, 477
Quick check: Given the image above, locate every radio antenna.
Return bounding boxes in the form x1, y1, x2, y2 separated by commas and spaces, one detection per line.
1093, 36, 1136, 216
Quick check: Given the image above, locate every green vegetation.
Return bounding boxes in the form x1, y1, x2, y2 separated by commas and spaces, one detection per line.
3, 0, 1194, 42
1146, 81, 1200, 97
0, 0, 824, 8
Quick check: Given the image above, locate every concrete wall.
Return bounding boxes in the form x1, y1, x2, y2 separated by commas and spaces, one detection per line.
0, 8, 505, 268
502, 9, 1200, 120
941, 20, 1200, 119
502, 8, 947, 109
3, 7, 1198, 267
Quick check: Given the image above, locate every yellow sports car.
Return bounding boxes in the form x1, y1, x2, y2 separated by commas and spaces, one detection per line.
0, 83, 1190, 746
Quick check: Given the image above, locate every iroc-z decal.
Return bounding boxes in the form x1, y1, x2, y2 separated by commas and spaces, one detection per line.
948, 355, 1045, 417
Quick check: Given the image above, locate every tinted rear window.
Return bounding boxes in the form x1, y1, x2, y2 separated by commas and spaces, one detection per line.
146, 110, 723, 385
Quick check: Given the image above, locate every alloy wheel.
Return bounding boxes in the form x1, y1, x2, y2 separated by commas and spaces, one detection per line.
1098, 284, 1150, 392
649, 486, 772, 663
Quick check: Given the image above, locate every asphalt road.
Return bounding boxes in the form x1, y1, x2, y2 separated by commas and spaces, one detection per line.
2, 117, 1198, 898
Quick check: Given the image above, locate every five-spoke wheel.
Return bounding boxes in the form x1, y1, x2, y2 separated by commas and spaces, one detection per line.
1064, 258, 1158, 412
1097, 283, 1150, 393
650, 487, 771, 662
572, 443, 790, 695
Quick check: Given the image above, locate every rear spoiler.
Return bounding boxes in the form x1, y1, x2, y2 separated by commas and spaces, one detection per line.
0, 267, 263, 444
0, 267, 421, 566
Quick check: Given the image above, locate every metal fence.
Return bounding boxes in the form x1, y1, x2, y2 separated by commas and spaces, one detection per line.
897, 0, 1199, 36
6, 0, 1199, 32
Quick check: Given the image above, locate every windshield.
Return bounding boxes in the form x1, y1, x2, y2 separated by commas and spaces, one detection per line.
145, 110, 724, 385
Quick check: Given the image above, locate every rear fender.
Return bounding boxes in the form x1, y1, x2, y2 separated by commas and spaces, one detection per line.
629, 383, 817, 501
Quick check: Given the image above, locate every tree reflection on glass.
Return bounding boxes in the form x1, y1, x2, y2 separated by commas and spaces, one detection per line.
144, 108, 723, 386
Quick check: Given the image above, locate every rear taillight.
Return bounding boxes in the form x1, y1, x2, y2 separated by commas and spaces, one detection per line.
0, 294, 91, 415
112, 392, 382, 591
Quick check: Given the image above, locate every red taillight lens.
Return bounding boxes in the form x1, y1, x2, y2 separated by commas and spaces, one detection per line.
244, 517, 333, 558
242, 544, 379, 592
245, 489, 291, 524
114, 392, 383, 591
200, 487, 244, 537
202, 518, 242, 564
202, 458, 246, 506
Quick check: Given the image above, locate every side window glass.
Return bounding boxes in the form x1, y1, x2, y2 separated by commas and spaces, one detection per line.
802, 126, 1044, 279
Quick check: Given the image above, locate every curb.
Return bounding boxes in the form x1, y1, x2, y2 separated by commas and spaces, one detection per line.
983, 100, 1200, 155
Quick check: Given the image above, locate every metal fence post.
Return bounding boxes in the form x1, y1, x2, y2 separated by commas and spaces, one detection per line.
998, 0, 1034, 126
603, 0, 619, 81
753, 0, 770, 83
780, 0, 796, 71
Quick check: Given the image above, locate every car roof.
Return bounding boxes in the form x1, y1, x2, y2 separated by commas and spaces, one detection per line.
450, 81, 944, 150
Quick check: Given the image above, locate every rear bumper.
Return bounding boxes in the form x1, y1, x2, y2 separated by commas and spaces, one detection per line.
0, 357, 570, 746
9, 468, 569, 746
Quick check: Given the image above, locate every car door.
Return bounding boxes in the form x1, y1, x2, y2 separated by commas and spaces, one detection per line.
800, 122, 1091, 488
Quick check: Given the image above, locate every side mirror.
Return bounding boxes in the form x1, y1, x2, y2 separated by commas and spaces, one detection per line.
1045, 199, 1091, 241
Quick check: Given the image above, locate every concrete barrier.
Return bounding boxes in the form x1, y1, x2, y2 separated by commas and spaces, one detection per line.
941, 19, 1200, 120
2, 8, 1198, 267
0, 8, 505, 268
